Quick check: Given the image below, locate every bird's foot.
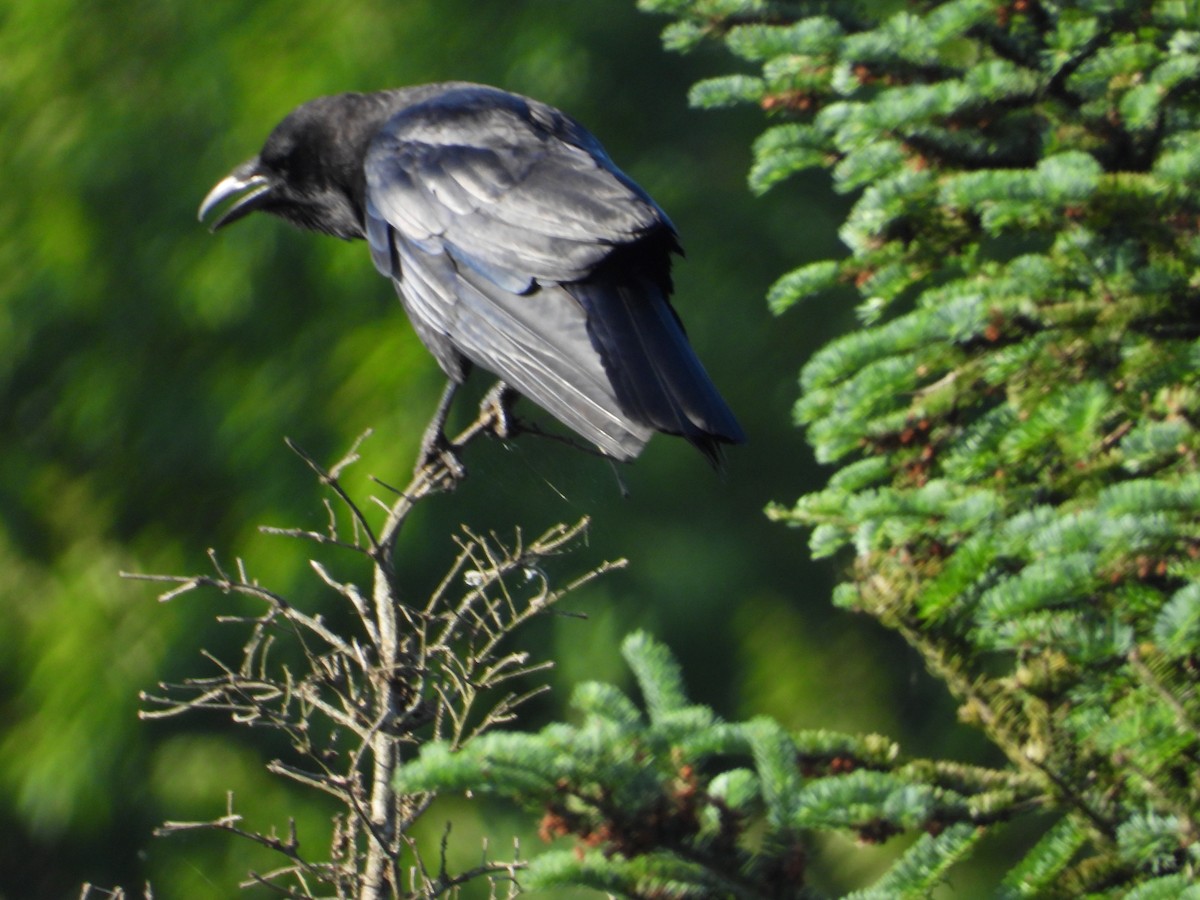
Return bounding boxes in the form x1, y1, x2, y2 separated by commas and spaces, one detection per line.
415, 438, 466, 486
414, 425, 466, 485
480, 382, 520, 440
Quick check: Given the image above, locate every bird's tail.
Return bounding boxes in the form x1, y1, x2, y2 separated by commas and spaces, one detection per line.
567, 272, 745, 468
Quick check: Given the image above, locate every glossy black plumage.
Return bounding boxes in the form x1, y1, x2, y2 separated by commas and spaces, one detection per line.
199, 83, 744, 464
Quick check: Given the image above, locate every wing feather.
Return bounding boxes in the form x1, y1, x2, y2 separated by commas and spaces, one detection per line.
364, 86, 671, 287
361, 83, 741, 462
388, 229, 651, 459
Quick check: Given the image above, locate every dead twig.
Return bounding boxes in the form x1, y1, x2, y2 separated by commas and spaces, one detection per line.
125, 400, 621, 898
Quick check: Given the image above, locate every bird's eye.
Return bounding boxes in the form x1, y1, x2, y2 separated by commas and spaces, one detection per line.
261, 130, 301, 178
262, 149, 290, 177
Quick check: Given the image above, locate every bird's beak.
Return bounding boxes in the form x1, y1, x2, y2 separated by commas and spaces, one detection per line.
198, 157, 273, 231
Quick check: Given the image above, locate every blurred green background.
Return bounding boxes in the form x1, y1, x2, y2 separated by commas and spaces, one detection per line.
0, 1, 987, 895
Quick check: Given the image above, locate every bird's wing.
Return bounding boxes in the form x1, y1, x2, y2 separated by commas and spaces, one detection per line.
362, 85, 673, 294
361, 86, 680, 459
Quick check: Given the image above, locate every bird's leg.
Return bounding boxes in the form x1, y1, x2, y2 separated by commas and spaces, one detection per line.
480, 381, 520, 440
416, 379, 466, 480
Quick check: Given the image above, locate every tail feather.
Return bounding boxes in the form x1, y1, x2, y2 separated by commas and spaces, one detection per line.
569, 275, 745, 466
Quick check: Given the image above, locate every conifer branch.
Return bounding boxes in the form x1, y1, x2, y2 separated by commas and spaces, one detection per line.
634, 1, 1200, 893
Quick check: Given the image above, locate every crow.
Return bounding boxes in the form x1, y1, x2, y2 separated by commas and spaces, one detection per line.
199, 83, 745, 467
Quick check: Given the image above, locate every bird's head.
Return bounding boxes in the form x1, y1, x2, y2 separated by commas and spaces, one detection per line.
199, 92, 393, 240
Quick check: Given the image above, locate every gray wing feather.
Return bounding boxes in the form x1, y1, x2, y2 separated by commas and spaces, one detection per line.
364, 87, 669, 287
389, 228, 651, 459
362, 84, 738, 461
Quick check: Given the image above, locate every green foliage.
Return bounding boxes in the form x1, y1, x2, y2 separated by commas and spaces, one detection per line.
636, 0, 1200, 893
994, 815, 1088, 898
396, 633, 1035, 898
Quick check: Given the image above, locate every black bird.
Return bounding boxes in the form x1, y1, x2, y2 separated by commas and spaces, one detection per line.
199, 83, 744, 465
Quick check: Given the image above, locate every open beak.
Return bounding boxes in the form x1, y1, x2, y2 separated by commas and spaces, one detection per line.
198, 158, 273, 231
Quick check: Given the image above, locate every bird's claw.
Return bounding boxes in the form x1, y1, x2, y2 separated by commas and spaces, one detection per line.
480, 382, 519, 440
415, 431, 466, 484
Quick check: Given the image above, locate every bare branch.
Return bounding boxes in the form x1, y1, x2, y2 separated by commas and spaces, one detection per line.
284, 435, 382, 557
131, 396, 617, 898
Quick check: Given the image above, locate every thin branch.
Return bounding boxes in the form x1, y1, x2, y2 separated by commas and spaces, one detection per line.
285, 435, 382, 558
131, 392, 614, 899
